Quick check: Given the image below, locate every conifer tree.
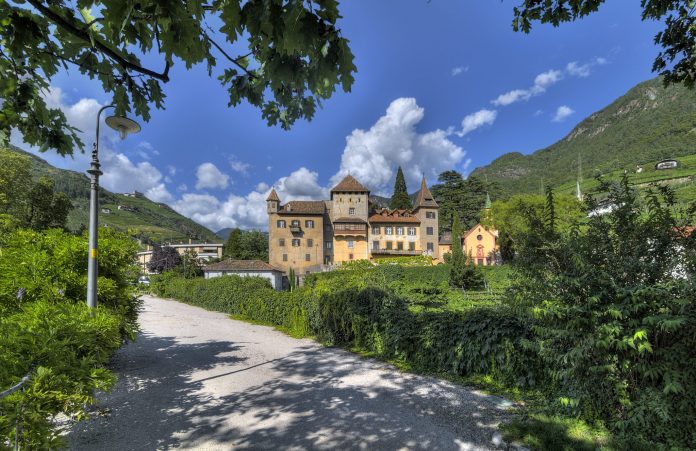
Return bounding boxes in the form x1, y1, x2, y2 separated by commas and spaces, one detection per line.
390, 167, 413, 210
224, 228, 243, 258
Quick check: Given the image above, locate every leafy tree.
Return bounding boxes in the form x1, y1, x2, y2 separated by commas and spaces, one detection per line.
389, 166, 413, 210
510, 178, 696, 447
0, 148, 32, 217
22, 177, 73, 231
431, 171, 498, 233
1, 0, 357, 155
147, 245, 181, 273
512, 0, 696, 88
224, 227, 243, 258
175, 249, 203, 279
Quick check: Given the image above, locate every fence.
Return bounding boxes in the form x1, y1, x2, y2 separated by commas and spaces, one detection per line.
1, 369, 33, 451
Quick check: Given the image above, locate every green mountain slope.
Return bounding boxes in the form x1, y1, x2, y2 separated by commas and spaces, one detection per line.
10, 146, 219, 243
472, 77, 696, 197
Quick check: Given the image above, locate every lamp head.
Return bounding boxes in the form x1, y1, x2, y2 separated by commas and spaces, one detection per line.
105, 115, 141, 140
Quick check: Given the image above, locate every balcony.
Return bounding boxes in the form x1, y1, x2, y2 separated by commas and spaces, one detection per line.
289, 226, 302, 233
371, 249, 421, 256
333, 223, 367, 237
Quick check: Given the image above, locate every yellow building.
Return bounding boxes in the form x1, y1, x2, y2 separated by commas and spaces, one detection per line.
136, 241, 224, 273
438, 224, 500, 266
266, 174, 440, 275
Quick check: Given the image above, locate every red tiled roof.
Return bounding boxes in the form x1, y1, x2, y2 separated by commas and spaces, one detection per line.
333, 217, 367, 224
204, 260, 282, 272
278, 201, 325, 215
369, 208, 420, 224
331, 175, 369, 193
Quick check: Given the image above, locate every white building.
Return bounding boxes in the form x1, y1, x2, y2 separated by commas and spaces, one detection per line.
203, 260, 284, 290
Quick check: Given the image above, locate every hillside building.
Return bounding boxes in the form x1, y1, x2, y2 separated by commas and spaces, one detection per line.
438, 224, 500, 266
267, 174, 440, 275
136, 241, 223, 273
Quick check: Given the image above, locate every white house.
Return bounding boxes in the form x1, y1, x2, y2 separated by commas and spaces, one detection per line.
203, 260, 284, 290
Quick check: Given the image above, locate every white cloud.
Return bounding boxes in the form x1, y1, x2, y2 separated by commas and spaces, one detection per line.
177, 184, 188, 192
256, 182, 270, 192
330, 98, 465, 195
566, 57, 607, 77
492, 69, 563, 106
195, 162, 230, 190
552, 105, 575, 122
451, 66, 468, 76
167, 165, 177, 176
266, 166, 273, 171
229, 156, 251, 174
455, 109, 497, 137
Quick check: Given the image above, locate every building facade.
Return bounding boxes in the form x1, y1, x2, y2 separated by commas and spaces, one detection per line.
267, 174, 440, 274
438, 224, 500, 266
136, 241, 223, 273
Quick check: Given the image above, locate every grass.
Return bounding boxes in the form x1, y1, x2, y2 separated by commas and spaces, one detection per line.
500, 414, 614, 451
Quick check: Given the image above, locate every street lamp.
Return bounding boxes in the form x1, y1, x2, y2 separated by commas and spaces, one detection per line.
86, 105, 140, 309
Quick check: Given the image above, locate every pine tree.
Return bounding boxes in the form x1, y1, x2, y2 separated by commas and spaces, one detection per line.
390, 166, 413, 210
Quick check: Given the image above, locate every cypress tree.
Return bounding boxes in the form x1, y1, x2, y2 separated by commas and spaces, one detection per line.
390, 166, 413, 210
224, 228, 242, 258
449, 215, 467, 288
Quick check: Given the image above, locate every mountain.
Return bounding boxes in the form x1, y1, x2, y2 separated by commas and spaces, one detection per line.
471, 77, 696, 197
10, 146, 219, 243
216, 228, 233, 240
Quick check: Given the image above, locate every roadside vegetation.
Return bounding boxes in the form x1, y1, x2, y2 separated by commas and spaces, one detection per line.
153, 177, 695, 450
0, 151, 141, 448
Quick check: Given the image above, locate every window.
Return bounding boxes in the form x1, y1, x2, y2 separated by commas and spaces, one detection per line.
349, 207, 355, 216
348, 239, 354, 249
407, 227, 416, 236
373, 240, 380, 250
409, 242, 416, 251
283, 254, 288, 262
396, 227, 404, 235
385, 227, 393, 235
349, 253, 354, 260
307, 238, 313, 247
292, 239, 301, 247
476, 234, 483, 241
386, 241, 393, 250
279, 238, 285, 247
305, 220, 314, 228
397, 241, 403, 250
426, 211, 436, 219
426, 227, 434, 236
291, 220, 300, 227
277, 220, 286, 228
477, 259, 484, 266
427, 242, 434, 252
372, 226, 380, 234
325, 241, 332, 249
305, 254, 311, 261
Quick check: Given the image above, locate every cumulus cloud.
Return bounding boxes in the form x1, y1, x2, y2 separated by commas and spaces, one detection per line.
229, 156, 251, 174
195, 162, 230, 190
330, 98, 465, 195
552, 105, 575, 122
492, 69, 563, 106
455, 109, 497, 137
451, 66, 468, 76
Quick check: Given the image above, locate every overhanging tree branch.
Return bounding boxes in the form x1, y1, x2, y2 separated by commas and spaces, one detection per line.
26, 0, 170, 82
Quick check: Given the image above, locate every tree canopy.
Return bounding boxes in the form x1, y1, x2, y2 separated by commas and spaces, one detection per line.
512, 0, 696, 88
389, 166, 413, 210
1, 0, 356, 155
224, 228, 269, 261
431, 171, 499, 234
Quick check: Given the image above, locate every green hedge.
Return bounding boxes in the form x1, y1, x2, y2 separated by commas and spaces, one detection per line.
152, 270, 538, 387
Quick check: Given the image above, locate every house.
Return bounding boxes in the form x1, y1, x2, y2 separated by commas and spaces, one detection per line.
136, 241, 224, 273
203, 259, 284, 290
266, 174, 440, 276
438, 224, 500, 266
101, 207, 112, 214
656, 159, 678, 170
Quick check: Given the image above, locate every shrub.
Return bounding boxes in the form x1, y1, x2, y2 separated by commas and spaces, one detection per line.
510, 179, 696, 448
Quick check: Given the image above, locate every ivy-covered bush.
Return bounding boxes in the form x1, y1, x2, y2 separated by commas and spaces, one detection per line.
0, 227, 140, 448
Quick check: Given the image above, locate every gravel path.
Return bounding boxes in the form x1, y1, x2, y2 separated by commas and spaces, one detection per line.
67, 295, 513, 450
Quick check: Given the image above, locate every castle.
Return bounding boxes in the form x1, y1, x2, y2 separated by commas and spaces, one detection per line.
266, 174, 440, 275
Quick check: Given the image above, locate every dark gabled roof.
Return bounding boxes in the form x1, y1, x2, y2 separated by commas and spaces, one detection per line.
413, 176, 438, 209
439, 231, 452, 245
278, 201, 325, 215
204, 259, 282, 272
266, 188, 280, 202
333, 217, 367, 224
331, 175, 370, 193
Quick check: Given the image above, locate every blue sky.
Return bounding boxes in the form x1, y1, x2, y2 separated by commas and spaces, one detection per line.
18, 1, 663, 231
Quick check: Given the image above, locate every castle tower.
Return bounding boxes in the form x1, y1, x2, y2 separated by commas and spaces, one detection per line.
413, 175, 439, 259
330, 175, 370, 262
266, 188, 280, 213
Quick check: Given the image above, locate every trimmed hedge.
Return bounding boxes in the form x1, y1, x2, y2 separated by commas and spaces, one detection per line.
152, 271, 538, 387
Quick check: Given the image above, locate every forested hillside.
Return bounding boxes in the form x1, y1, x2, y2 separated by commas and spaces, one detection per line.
9, 146, 218, 243
472, 77, 696, 196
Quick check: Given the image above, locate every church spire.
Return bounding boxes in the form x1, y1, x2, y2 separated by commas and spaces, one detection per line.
413, 175, 438, 209
576, 154, 583, 202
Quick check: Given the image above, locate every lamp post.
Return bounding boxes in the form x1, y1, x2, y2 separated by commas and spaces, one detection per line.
87, 105, 141, 309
